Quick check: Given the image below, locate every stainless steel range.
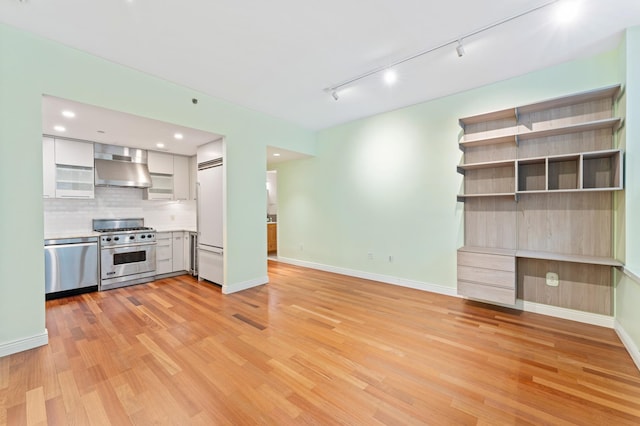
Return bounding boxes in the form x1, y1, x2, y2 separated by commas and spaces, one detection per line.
93, 218, 156, 291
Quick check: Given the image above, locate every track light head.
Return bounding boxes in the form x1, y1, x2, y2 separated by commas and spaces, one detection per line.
331, 90, 339, 101
456, 40, 465, 58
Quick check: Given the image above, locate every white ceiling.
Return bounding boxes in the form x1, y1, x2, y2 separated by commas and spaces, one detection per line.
4, 0, 640, 133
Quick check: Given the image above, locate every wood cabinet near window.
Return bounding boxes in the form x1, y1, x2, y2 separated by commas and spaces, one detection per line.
456, 85, 624, 315
267, 223, 277, 254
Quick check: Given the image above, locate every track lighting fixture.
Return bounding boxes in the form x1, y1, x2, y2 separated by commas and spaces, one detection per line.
456, 40, 465, 58
324, 0, 563, 100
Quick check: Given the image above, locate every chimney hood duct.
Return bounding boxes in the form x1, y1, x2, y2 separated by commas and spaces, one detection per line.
94, 143, 152, 188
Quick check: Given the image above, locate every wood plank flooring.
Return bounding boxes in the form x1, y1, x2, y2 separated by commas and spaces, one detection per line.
2, 260, 640, 425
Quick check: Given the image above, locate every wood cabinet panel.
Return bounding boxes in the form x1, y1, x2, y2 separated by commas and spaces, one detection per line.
267, 223, 277, 253
458, 251, 516, 272
457, 266, 514, 289
517, 258, 612, 315
457, 281, 516, 305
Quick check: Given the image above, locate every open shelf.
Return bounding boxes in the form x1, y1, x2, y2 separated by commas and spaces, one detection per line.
515, 250, 623, 267
583, 149, 623, 190
515, 85, 621, 115
457, 192, 516, 202
459, 117, 621, 150
459, 246, 623, 267
459, 108, 517, 127
516, 118, 622, 142
457, 159, 515, 174
517, 158, 546, 192
548, 155, 580, 190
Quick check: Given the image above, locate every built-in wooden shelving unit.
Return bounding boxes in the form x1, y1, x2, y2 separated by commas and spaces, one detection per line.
456, 85, 624, 313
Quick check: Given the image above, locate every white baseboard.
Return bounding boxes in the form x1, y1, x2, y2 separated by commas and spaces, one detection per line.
519, 301, 615, 328
276, 257, 458, 297
615, 320, 640, 371
223, 275, 269, 294
0, 330, 48, 358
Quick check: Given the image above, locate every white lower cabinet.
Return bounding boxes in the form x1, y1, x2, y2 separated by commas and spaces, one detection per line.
156, 232, 173, 275
156, 231, 189, 275
172, 232, 185, 272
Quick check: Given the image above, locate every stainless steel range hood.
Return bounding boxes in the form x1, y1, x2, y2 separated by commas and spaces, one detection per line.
94, 143, 152, 188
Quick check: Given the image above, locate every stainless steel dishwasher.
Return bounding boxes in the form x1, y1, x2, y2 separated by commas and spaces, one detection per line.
44, 236, 99, 298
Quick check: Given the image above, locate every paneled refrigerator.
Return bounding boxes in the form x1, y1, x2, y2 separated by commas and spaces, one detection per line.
197, 157, 223, 285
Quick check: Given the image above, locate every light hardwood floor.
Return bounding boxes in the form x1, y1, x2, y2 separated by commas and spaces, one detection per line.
2, 261, 640, 425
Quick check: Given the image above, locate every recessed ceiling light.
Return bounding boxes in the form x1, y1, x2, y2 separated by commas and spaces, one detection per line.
174, 133, 184, 140
61, 110, 75, 118
554, 0, 581, 24
97, 130, 105, 134
54, 125, 66, 132
273, 153, 281, 157
156, 143, 165, 148
383, 70, 398, 86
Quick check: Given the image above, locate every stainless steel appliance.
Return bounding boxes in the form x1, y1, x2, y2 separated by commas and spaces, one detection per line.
189, 232, 198, 276
197, 156, 223, 285
93, 218, 156, 290
45, 236, 99, 299
94, 143, 152, 188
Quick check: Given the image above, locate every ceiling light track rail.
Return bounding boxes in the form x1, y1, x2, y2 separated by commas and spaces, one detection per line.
324, 0, 560, 99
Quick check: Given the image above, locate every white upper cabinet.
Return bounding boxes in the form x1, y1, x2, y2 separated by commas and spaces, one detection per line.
197, 139, 223, 164
148, 151, 174, 174
51, 138, 94, 199
146, 151, 191, 201
42, 136, 56, 198
55, 138, 94, 167
173, 155, 189, 201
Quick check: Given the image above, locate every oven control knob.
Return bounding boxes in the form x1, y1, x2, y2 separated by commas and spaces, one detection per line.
141, 235, 146, 239
114, 237, 119, 241
129, 235, 135, 240
106, 237, 112, 242
147, 234, 153, 238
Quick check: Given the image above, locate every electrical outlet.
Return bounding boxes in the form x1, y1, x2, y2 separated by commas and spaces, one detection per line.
388, 255, 393, 263
367, 252, 373, 260
299, 244, 304, 251
546, 272, 559, 287
170, 215, 176, 221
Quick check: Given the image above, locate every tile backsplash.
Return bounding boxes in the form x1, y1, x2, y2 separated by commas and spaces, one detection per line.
44, 187, 196, 234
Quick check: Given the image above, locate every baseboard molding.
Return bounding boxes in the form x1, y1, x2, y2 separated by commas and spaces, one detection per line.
276, 257, 458, 297
0, 330, 48, 358
518, 301, 615, 328
223, 275, 269, 294
615, 320, 640, 371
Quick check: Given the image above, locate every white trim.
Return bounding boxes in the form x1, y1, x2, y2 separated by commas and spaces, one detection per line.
615, 320, 640, 372
519, 301, 615, 328
0, 330, 48, 358
222, 275, 269, 294
276, 257, 458, 297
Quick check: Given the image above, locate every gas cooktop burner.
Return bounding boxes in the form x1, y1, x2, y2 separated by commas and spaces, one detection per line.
95, 226, 153, 233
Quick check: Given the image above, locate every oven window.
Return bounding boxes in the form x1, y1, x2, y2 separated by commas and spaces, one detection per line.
114, 250, 147, 265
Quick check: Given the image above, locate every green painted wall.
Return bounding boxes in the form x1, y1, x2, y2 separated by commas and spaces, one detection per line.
276, 49, 621, 290
0, 23, 315, 348
616, 27, 640, 355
